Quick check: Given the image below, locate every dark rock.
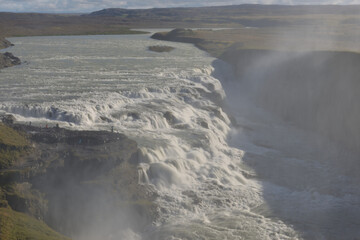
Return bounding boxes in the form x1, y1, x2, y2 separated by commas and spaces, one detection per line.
127, 112, 140, 120
148, 45, 175, 53
4, 52, 21, 65
173, 123, 190, 129
12, 125, 128, 146
228, 115, 239, 128
198, 119, 209, 129
100, 115, 112, 122
1, 114, 16, 125
0, 52, 21, 69
163, 111, 176, 125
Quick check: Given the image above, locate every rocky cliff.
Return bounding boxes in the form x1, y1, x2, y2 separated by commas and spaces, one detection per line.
221, 49, 360, 154
0, 120, 156, 239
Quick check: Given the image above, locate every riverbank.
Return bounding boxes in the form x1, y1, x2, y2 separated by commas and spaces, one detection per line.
0, 37, 21, 69
0, 118, 157, 239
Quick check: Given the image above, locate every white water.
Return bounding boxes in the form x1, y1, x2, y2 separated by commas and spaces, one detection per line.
1, 34, 359, 240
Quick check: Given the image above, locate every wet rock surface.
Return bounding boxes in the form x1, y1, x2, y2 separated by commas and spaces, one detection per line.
163, 111, 176, 125
0, 52, 21, 69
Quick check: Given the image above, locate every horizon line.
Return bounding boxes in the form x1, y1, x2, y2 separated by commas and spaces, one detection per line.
2, 3, 360, 14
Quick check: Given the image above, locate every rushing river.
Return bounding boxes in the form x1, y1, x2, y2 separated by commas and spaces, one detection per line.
1, 33, 359, 240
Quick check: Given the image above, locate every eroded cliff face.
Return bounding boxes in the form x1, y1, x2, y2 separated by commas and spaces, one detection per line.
221, 49, 360, 154
0, 122, 157, 239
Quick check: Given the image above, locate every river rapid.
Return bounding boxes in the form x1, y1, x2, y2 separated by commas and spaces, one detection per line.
0, 33, 359, 240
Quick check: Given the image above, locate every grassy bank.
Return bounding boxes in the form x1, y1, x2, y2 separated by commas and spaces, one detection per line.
0, 123, 68, 240
0, 123, 30, 169
0, 208, 70, 240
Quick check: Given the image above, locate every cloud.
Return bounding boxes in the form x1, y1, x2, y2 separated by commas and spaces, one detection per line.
0, 0, 127, 13
0, 0, 360, 13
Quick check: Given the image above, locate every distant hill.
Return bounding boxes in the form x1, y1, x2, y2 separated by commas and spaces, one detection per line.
89, 4, 360, 18
88, 4, 360, 28
1, 4, 360, 38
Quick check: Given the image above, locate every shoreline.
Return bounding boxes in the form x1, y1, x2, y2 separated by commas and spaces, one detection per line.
0, 38, 21, 69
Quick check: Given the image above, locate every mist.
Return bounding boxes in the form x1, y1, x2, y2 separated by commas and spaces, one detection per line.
213, 16, 360, 239
22, 130, 153, 240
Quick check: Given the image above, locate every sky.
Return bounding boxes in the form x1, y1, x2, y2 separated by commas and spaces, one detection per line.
1, 0, 360, 13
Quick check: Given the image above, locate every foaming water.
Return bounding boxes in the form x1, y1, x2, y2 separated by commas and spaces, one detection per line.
1, 34, 298, 239
2, 34, 358, 239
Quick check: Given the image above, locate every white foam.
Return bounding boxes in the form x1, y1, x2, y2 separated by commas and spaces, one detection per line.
0, 35, 298, 239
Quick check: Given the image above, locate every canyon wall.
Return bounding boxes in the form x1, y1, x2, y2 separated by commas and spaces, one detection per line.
221, 49, 360, 153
